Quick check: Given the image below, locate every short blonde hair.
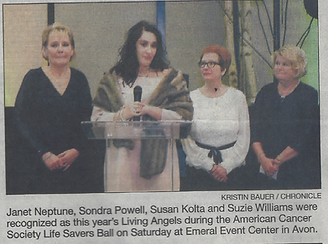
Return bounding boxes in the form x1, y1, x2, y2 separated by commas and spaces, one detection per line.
273, 45, 307, 78
41, 22, 75, 61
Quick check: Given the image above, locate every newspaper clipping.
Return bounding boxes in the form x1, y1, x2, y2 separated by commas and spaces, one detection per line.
1, 0, 327, 243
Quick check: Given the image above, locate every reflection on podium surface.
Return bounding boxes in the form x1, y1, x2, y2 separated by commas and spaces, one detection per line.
82, 120, 191, 140
81, 121, 191, 193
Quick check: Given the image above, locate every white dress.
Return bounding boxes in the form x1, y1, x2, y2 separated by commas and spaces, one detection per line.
182, 87, 250, 174
92, 76, 182, 192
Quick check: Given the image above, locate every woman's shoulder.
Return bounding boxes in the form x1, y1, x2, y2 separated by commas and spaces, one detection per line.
22, 67, 44, 83
260, 81, 277, 91
227, 86, 241, 93
254, 82, 277, 98
295, 82, 318, 104
69, 67, 89, 86
18, 68, 45, 92
298, 81, 318, 94
190, 88, 201, 97
95, 69, 120, 91
25, 67, 43, 76
227, 86, 246, 98
70, 67, 87, 78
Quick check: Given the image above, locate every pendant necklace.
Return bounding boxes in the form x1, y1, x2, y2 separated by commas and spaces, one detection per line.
54, 77, 61, 87
49, 67, 68, 87
138, 67, 150, 78
278, 80, 300, 98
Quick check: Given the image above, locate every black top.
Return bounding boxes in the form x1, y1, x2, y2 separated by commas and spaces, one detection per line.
251, 81, 319, 159
15, 67, 92, 157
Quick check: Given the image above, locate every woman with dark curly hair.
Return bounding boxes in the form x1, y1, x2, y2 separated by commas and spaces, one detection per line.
92, 21, 193, 192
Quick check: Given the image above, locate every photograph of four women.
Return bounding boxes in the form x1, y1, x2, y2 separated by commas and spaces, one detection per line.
12, 20, 320, 194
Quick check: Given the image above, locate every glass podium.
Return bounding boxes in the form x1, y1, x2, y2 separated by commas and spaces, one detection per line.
81, 120, 191, 192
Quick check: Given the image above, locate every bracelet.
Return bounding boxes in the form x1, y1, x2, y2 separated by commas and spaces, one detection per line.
116, 110, 121, 121
120, 108, 126, 121
116, 109, 125, 121
42, 152, 52, 161
257, 152, 265, 158
117, 109, 125, 121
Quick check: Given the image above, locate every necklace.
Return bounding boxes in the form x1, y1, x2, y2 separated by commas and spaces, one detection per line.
201, 83, 227, 98
49, 67, 69, 87
138, 67, 150, 77
278, 80, 300, 97
54, 76, 61, 87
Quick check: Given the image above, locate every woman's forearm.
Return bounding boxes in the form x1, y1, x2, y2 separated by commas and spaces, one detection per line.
252, 142, 265, 159
274, 146, 299, 165
142, 105, 162, 120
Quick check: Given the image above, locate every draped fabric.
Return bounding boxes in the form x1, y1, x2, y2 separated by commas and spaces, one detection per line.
93, 68, 193, 179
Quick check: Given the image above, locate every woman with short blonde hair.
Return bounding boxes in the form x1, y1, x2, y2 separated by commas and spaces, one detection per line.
252, 45, 319, 189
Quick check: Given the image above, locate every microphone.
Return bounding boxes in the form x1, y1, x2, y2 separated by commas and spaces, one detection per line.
133, 86, 142, 121
134, 85, 142, 102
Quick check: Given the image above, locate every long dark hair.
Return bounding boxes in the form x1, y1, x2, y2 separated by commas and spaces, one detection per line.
110, 20, 169, 87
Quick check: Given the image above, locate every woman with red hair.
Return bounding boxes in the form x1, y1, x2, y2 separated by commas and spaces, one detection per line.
181, 45, 250, 191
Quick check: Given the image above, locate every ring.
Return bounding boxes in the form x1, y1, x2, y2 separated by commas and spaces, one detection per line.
63, 162, 67, 166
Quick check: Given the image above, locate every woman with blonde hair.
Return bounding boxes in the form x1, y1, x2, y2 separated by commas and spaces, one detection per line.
15, 23, 93, 193
251, 45, 319, 189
